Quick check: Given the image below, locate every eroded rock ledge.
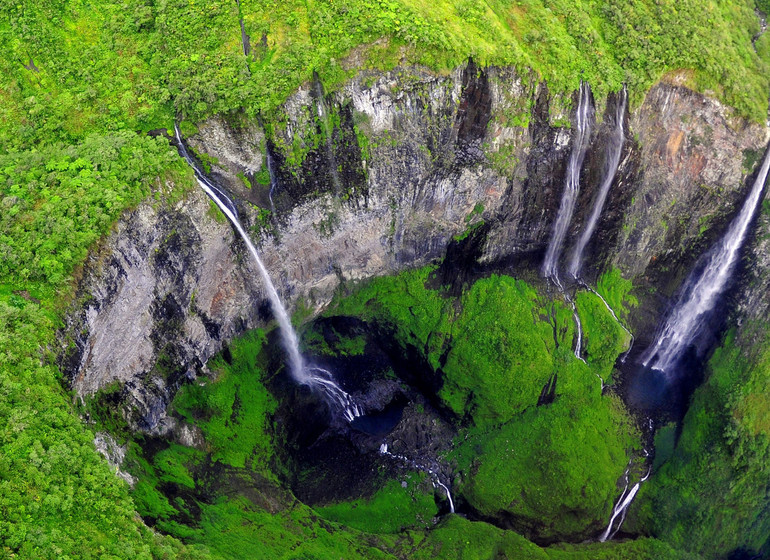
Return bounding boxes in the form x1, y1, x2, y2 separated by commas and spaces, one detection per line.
60, 63, 768, 432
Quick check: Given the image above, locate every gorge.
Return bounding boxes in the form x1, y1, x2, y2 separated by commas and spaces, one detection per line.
4, 1, 770, 559
57, 66, 770, 559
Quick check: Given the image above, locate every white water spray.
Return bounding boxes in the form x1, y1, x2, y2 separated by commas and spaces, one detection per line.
541, 83, 593, 361
571, 304, 586, 363
569, 86, 627, 279
175, 126, 361, 420
641, 144, 770, 374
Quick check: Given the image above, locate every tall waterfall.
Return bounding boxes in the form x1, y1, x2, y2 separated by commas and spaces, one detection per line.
542, 81, 594, 282
174, 126, 362, 421
641, 144, 770, 374
568, 86, 627, 279
541, 82, 593, 360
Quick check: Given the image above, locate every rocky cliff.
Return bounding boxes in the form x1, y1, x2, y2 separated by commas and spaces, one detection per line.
60, 61, 768, 434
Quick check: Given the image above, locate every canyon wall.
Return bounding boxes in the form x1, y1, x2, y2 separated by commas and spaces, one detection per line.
60, 62, 768, 433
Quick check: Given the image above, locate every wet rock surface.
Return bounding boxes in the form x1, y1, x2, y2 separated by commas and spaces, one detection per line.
60, 62, 768, 439
275, 316, 456, 508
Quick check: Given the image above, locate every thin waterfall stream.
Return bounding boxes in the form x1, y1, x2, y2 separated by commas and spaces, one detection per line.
174, 125, 362, 421
566, 86, 633, 370
641, 143, 770, 374
542, 82, 593, 360
599, 461, 651, 542
568, 86, 627, 279
379, 443, 455, 513
580, 281, 635, 363
542, 81, 593, 281
266, 147, 278, 215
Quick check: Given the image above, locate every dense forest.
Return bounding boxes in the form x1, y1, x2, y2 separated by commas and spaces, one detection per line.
2, 0, 770, 558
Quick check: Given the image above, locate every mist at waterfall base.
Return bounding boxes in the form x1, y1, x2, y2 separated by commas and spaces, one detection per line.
623, 145, 770, 419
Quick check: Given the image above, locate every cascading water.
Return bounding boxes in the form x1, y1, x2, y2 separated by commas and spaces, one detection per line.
641, 144, 770, 374
379, 443, 455, 513
571, 305, 586, 363
174, 125, 361, 421
580, 281, 634, 363
542, 82, 593, 360
542, 81, 594, 281
568, 86, 627, 279
599, 462, 651, 542
266, 148, 278, 215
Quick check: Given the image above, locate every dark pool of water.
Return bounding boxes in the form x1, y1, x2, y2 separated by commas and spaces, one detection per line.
350, 398, 406, 436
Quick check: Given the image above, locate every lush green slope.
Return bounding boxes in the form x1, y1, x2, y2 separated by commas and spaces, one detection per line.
1, 0, 769, 557
111, 268, 694, 559
629, 325, 770, 558
2, 0, 770, 151
0, 136, 195, 557
329, 268, 641, 541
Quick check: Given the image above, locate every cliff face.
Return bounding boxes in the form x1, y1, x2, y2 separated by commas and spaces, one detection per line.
60, 62, 767, 433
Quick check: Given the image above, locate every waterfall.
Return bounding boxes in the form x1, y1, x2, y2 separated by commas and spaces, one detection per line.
542, 81, 594, 282
571, 303, 586, 363
541, 82, 593, 360
641, 144, 770, 374
568, 86, 627, 279
379, 443, 455, 513
174, 126, 361, 420
599, 465, 651, 542
266, 147, 278, 215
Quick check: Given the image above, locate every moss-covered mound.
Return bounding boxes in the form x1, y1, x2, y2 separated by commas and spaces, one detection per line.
328, 268, 639, 541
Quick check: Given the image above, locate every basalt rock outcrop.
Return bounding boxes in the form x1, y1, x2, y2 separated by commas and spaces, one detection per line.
60, 61, 768, 434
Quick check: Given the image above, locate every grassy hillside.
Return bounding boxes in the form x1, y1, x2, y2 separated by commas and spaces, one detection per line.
2, 0, 769, 151
1, 0, 769, 557
0, 136, 196, 558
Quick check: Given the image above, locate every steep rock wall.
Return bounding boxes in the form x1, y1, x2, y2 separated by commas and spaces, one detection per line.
60, 63, 768, 433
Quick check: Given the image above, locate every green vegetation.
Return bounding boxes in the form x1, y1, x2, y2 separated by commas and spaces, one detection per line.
116, 282, 686, 559
333, 269, 636, 424
397, 514, 697, 559
329, 268, 640, 540
316, 474, 438, 533
2, 0, 770, 153
301, 325, 368, 357
125, 324, 404, 559
596, 268, 639, 321
2, 0, 769, 556
332, 266, 451, 370
630, 325, 770, 558
576, 290, 632, 373
171, 330, 276, 470
0, 133, 189, 287
402, 515, 548, 559
0, 135, 193, 557
452, 391, 637, 541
